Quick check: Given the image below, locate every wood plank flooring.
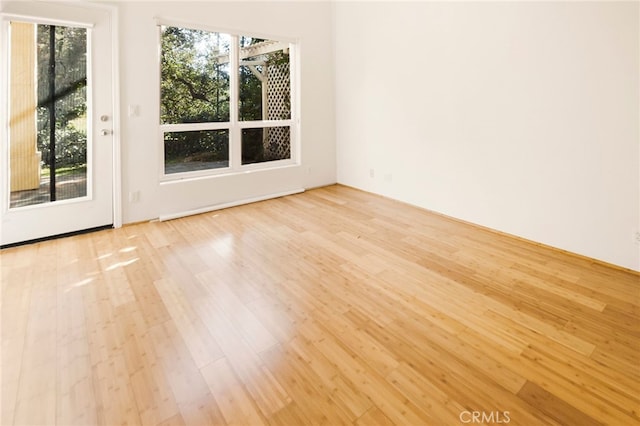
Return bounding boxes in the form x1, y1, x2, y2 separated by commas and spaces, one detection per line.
1, 184, 639, 425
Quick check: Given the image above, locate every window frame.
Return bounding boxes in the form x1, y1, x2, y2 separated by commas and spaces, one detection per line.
157, 20, 299, 182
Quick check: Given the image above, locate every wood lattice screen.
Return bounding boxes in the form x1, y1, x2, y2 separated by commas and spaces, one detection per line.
265, 61, 291, 161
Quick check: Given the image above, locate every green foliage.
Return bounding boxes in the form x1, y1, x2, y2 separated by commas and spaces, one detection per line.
31, 24, 291, 170
239, 64, 263, 121
164, 130, 229, 163
239, 36, 264, 121
161, 27, 233, 163
38, 125, 86, 168
160, 26, 230, 124
160, 28, 292, 165
36, 24, 88, 168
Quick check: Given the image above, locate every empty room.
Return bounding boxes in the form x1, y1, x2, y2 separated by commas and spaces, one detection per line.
1, 0, 638, 425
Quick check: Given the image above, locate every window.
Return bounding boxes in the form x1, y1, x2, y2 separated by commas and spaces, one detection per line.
9, 22, 89, 207
159, 25, 296, 178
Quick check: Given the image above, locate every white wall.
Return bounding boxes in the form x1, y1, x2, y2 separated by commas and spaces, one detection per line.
335, 1, 640, 271
118, 1, 336, 223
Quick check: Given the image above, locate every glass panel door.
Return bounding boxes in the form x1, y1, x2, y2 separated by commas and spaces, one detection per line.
9, 21, 88, 208
1, 1, 114, 247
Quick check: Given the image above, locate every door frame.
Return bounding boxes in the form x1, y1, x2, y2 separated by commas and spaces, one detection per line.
0, 1, 121, 245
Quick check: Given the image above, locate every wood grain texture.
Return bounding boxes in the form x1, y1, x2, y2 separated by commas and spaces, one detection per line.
1, 184, 638, 425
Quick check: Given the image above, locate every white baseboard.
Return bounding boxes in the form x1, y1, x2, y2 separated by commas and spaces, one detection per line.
158, 188, 305, 222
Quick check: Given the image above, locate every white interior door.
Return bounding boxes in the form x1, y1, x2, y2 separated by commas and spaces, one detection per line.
0, 1, 113, 246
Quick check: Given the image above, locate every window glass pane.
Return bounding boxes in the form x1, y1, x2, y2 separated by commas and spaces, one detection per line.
160, 26, 230, 124
164, 130, 229, 174
9, 22, 88, 208
241, 127, 290, 165
239, 36, 290, 121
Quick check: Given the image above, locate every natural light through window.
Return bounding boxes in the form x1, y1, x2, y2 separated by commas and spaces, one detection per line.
159, 24, 296, 178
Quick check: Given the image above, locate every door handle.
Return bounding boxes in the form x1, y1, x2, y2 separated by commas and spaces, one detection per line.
100, 129, 112, 136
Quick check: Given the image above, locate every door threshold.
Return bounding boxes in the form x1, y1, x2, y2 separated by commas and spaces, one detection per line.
0, 224, 113, 249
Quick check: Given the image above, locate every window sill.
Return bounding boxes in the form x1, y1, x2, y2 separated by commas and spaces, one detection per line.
159, 160, 300, 185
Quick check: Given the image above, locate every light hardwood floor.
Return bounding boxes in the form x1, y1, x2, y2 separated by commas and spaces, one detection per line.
1, 184, 639, 426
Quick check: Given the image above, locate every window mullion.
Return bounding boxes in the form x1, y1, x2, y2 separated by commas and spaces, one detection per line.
159, 25, 296, 179
229, 34, 240, 170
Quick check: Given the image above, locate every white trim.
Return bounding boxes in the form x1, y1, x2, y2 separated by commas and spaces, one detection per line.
159, 158, 298, 183
160, 164, 231, 182
0, 2, 120, 243
86, 26, 95, 202
291, 41, 301, 165
0, 13, 95, 28
237, 119, 293, 129
4, 3, 123, 229
157, 24, 164, 186
239, 157, 296, 172
230, 34, 240, 170
161, 122, 232, 132
153, 17, 298, 44
7, 195, 91, 212
69, 0, 122, 228
0, 19, 10, 244
158, 22, 300, 182
159, 123, 295, 181
107, 3, 122, 228
158, 188, 304, 222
